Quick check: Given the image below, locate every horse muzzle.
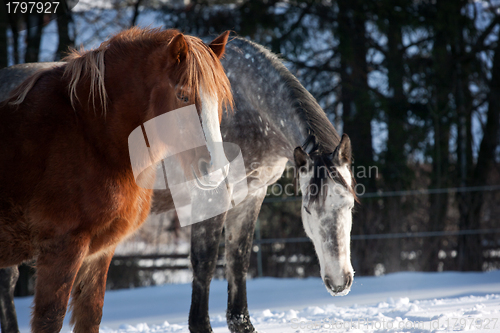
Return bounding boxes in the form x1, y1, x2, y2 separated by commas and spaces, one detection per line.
323, 270, 353, 296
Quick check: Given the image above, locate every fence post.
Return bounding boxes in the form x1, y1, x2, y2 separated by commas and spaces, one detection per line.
255, 219, 263, 277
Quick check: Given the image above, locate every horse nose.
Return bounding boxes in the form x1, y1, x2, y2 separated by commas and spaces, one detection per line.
324, 272, 353, 294
324, 276, 345, 294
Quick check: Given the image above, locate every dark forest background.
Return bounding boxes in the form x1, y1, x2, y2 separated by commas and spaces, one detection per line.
1, 0, 499, 285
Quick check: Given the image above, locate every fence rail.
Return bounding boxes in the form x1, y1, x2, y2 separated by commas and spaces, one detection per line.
262, 184, 500, 203
111, 253, 225, 272
252, 228, 500, 244
107, 228, 500, 271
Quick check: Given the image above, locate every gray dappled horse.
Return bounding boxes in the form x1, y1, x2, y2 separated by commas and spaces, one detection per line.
0, 37, 356, 333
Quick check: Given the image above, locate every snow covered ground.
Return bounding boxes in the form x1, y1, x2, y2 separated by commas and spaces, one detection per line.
14, 270, 500, 332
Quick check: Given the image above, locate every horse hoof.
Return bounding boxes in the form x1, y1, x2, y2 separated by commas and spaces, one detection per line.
227, 314, 257, 333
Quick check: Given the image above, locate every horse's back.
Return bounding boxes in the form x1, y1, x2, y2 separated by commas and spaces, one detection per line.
0, 63, 70, 162
0, 63, 63, 102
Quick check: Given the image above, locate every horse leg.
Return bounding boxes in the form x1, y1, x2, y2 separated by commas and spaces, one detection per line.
69, 249, 115, 333
225, 188, 267, 333
31, 237, 89, 333
0, 267, 20, 333
188, 212, 227, 333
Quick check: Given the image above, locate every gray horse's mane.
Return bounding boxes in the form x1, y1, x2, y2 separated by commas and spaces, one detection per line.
232, 37, 340, 154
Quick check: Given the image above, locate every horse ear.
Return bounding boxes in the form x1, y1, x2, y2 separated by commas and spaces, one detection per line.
294, 146, 310, 168
331, 133, 352, 167
208, 31, 230, 59
167, 33, 189, 64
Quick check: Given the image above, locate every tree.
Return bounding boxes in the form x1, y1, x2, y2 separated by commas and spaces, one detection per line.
0, 1, 8, 68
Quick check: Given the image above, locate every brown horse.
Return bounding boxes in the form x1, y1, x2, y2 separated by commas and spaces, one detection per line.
0, 27, 232, 333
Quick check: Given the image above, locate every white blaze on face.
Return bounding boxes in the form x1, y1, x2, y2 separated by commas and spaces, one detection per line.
338, 164, 352, 188
199, 87, 229, 186
336, 164, 354, 293
299, 164, 354, 297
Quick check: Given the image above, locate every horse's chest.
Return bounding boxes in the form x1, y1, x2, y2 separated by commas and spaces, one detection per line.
87, 183, 152, 254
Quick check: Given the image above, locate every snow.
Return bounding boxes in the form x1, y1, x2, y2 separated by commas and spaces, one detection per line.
13, 270, 500, 332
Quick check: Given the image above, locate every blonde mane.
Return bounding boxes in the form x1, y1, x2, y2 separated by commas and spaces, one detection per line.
7, 44, 108, 114
63, 44, 108, 114
7, 27, 233, 116
181, 35, 234, 115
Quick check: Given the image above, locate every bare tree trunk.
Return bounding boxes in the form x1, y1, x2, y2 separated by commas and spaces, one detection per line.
337, 0, 377, 276
0, 0, 8, 68
425, 0, 464, 271
457, 38, 500, 271
6, 12, 20, 64
24, 13, 44, 63
383, 2, 410, 273
55, 1, 75, 60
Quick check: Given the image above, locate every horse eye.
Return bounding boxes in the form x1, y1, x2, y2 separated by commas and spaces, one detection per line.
303, 206, 311, 215
176, 92, 189, 103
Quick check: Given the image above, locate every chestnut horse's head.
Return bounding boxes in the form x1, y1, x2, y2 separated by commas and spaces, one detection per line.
127, 29, 233, 190
153, 31, 234, 189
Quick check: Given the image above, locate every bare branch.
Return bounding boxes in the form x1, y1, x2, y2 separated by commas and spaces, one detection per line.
131, 0, 144, 27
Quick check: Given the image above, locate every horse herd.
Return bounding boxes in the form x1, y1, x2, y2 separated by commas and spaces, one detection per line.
0, 28, 356, 333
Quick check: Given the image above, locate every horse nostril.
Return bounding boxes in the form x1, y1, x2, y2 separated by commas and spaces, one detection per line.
324, 276, 334, 291
345, 273, 353, 289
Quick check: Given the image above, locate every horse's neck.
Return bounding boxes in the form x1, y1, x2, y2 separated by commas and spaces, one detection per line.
225, 40, 340, 158
224, 42, 308, 160
262, 100, 308, 159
